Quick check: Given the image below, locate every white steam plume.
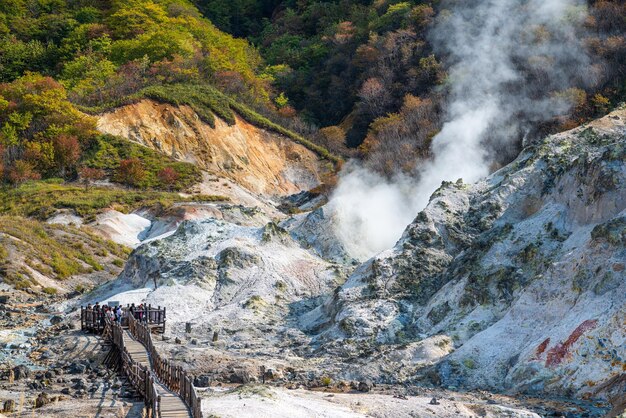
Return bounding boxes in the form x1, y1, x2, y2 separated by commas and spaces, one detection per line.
329, 0, 589, 260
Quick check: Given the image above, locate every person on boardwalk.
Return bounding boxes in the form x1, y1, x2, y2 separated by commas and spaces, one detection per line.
100, 305, 106, 329
106, 307, 115, 323
116, 305, 122, 323
86, 304, 93, 326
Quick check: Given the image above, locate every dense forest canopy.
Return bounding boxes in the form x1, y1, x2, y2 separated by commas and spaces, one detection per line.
196, 0, 626, 170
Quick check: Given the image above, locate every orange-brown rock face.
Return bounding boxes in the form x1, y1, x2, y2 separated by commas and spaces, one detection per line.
97, 99, 323, 196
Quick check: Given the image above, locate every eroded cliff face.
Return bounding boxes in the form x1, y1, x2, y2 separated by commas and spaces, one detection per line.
97, 99, 324, 196
307, 108, 626, 402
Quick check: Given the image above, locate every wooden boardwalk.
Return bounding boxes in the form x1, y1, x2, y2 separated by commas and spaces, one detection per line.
82, 306, 202, 417
123, 331, 191, 418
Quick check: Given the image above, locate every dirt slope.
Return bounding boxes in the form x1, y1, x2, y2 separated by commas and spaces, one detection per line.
97, 99, 324, 196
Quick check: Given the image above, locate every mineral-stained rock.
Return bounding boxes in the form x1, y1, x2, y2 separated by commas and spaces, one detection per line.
309, 107, 626, 398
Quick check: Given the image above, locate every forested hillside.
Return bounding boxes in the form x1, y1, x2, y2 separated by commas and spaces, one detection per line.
196, 0, 626, 172
1, 0, 625, 179
0, 0, 266, 103
0, 0, 343, 186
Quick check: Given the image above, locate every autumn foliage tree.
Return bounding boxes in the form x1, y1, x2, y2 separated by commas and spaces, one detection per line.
0, 73, 96, 181
7, 160, 41, 185
53, 135, 81, 177
115, 158, 146, 187
157, 167, 180, 190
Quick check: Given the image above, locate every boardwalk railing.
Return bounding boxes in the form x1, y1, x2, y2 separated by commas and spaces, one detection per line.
81, 304, 166, 333
82, 305, 202, 417
127, 313, 203, 418
107, 317, 161, 417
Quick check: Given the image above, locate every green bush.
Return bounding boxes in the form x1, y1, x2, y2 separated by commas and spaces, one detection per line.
42, 287, 58, 295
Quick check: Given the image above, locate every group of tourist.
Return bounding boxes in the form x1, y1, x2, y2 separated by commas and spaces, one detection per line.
84, 302, 151, 326
84, 302, 124, 325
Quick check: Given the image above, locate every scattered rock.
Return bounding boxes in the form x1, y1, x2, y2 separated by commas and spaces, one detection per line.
194, 375, 211, 387
228, 370, 251, 384
3, 399, 15, 413
263, 368, 281, 381
12, 365, 30, 380
29, 382, 43, 390
430, 397, 440, 405
72, 378, 86, 390
49, 315, 64, 325
35, 392, 50, 408
68, 362, 86, 374
357, 380, 373, 393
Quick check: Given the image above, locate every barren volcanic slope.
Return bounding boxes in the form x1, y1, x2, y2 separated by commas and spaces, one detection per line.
72, 110, 624, 417
308, 107, 626, 400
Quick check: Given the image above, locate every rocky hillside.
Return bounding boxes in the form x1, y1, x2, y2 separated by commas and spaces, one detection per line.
305, 108, 625, 404
97, 99, 326, 196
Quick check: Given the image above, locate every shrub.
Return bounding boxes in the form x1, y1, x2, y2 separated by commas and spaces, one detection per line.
157, 167, 180, 190
7, 160, 41, 184
42, 287, 58, 295
79, 166, 106, 189
115, 158, 147, 187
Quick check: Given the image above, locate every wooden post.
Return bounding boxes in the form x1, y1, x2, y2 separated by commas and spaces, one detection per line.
158, 306, 166, 334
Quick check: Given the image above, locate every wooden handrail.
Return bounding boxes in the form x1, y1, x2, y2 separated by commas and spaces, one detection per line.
84, 306, 201, 417
126, 313, 202, 417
